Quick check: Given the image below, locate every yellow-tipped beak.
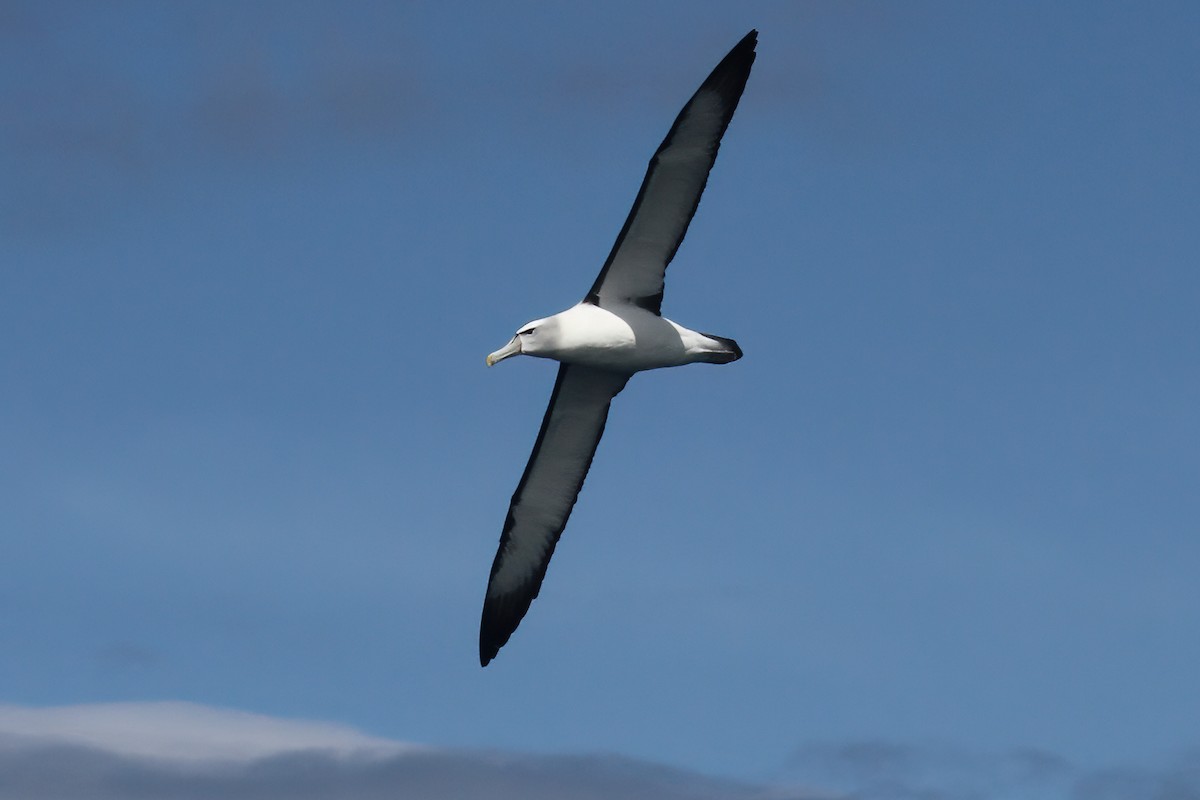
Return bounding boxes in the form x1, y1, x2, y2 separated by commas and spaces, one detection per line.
486, 337, 522, 367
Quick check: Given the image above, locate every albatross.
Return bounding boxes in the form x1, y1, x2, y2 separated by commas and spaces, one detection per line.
480, 30, 757, 666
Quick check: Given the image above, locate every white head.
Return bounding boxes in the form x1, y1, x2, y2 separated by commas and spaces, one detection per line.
486, 316, 560, 366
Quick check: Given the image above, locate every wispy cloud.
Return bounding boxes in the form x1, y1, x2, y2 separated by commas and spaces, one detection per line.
1072, 753, 1200, 800
0, 4, 430, 236
0, 701, 413, 764
785, 739, 1200, 800
787, 739, 1072, 799
4, 704, 1198, 800
0, 701, 813, 800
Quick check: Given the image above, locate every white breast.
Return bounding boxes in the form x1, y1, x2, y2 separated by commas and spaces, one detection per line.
544, 303, 713, 372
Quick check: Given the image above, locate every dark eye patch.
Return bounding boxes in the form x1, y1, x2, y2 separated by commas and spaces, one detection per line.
518, 328, 535, 336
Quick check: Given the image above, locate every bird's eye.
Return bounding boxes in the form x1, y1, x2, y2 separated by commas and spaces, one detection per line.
518, 328, 535, 336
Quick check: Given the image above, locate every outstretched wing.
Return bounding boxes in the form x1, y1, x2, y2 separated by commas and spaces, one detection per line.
584, 30, 757, 315
480, 364, 631, 666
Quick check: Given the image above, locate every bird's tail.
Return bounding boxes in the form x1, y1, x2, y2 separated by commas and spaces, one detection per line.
696, 332, 742, 364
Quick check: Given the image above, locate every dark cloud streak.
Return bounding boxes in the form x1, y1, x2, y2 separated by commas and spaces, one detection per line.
4, 730, 1198, 800
0, 4, 430, 235
787, 739, 1200, 800
0, 744, 814, 800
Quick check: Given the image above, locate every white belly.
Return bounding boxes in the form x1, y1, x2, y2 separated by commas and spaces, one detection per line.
547, 303, 708, 372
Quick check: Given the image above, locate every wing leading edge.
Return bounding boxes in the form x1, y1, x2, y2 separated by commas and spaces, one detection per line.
480, 365, 631, 666
585, 29, 757, 315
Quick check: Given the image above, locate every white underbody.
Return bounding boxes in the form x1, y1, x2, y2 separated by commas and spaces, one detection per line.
520, 302, 729, 372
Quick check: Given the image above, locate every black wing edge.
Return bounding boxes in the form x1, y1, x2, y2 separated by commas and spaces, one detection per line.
584, 29, 758, 314
479, 365, 629, 667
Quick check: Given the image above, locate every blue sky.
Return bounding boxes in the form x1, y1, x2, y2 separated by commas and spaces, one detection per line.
2, 2, 1198, 797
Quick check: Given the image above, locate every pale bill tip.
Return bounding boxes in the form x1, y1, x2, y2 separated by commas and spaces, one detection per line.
486, 337, 522, 367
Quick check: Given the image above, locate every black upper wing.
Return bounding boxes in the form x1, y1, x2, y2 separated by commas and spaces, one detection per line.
584, 30, 757, 315
480, 364, 631, 666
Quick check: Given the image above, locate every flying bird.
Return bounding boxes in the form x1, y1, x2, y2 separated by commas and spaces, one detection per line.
480, 30, 757, 666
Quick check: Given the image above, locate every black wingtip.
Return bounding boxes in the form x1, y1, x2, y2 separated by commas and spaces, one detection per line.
697, 30, 758, 121
696, 30, 757, 98
479, 589, 532, 667
718, 29, 757, 68
479, 634, 499, 668
730, 29, 758, 60
479, 601, 508, 667
480, 627, 494, 666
